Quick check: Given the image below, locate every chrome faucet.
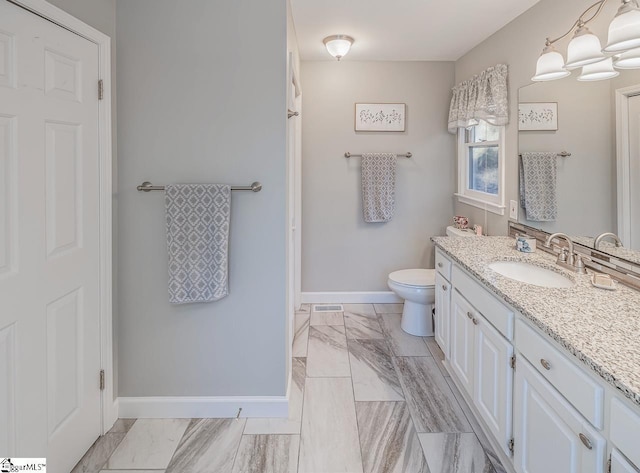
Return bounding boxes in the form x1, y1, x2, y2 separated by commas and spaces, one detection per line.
594, 232, 623, 250
544, 233, 586, 274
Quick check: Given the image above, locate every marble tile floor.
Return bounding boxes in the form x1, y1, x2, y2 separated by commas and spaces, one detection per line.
73, 303, 503, 473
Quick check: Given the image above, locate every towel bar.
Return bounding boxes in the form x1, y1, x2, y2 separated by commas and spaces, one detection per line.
344, 152, 412, 158
137, 181, 262, 192
518, 151, 571, 157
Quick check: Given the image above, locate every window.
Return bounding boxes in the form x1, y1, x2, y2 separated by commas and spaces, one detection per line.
456, 120, 505, 215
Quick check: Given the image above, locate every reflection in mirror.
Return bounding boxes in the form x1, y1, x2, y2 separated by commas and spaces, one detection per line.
517, 73, 640, 263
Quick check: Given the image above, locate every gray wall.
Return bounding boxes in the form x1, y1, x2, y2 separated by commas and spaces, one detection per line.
301, 61, 455, 292
116, 0, 288, 397
453, 0, 621, 236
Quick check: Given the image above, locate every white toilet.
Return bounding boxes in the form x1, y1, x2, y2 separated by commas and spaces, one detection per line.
387, 225, 477, 336
387, 269, 436, 336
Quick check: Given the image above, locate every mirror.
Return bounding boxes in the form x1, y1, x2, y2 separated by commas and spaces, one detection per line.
518, 71, 640, 264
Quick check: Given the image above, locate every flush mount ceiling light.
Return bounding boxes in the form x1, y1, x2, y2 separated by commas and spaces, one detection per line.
323, 35, 354, 61
532, 0, 640, 82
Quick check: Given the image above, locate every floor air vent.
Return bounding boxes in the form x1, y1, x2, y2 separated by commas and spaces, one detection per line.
313, 304, 344, 312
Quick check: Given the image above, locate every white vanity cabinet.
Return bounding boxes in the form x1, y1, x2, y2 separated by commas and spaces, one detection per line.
513, 356, 606, 473
434, 249, 452, 357
435, 243, 640, 473
448, 267, 514, 456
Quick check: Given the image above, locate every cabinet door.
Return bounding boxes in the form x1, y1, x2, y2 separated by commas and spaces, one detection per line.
434, 272, 451, 357
474, 315, 513, 457
514, 357, 606, 473
611, 450, 640, 473
450, 290, 475, 396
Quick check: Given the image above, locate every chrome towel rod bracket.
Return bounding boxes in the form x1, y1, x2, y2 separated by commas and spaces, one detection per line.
137, 181, 263, 192
344, 152, 412, 158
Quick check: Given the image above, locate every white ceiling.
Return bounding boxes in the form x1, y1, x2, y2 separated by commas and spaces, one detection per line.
290, 0, 540, 61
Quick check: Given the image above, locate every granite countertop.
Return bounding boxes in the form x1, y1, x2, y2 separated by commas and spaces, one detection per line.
432, 236, 640, 406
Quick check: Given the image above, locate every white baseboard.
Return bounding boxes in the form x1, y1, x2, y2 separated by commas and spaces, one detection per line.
301, 291, 402, 304
117, 395, 289, 419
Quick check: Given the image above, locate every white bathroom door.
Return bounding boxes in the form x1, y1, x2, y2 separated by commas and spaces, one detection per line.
0, 1, 102, 470
629, 94, 640, 249
286, 51, 302, 347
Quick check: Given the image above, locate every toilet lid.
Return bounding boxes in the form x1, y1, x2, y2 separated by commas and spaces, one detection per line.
388, 269, 436, 287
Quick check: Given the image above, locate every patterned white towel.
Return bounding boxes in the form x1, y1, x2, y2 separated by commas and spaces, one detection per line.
165, 184, 231, 304
361, 153, 397, 223
519, 152, 557, 221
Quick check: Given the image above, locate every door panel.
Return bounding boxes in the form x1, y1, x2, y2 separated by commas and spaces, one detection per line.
0, 323, 16, 453
434, 272, 450, 357
0, 31, 16, 88
611, 449, 640, 473
450, 290, 474, 395
45, 122, 83, 257
474, 316, 513, 456
0, 115, 16, 277
0, 2, 102, 470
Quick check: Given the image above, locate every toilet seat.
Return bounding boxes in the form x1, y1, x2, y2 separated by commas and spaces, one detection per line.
388, 269, 435, 288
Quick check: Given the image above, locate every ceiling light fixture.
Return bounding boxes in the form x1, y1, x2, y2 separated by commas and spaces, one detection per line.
532, 0, 640, 82
323, 35, 354, 61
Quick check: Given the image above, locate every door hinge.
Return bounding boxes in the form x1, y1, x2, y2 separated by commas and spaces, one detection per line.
98, 79, 104, 100
510, 354, 516, 370
508, 438, 514, 455
99, 369, 105, 391
607, 455, 611, 473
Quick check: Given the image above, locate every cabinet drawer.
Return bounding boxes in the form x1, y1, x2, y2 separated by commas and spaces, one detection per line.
611, 398, 640, 469
516, 319, 604, 429
451, 265, 513, 339
435, 249, 452, 280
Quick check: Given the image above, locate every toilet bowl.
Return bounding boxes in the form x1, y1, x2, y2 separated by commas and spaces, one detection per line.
387, 269, 436, 337
387, 227, 477, 337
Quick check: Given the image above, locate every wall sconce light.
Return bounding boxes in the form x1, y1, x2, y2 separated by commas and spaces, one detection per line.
323, 35, 354, 61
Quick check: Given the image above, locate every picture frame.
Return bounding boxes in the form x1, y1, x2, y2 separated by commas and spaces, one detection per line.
518, 102, 558, 131
355, 103, 406, 132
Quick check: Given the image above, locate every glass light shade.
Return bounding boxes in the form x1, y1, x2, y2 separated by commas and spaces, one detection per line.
577, 57, 620, 80
532, 46, 571, 81
614, 47, 640, 68
603, 2, 640, 53
565, 27, 606, 68
323, 35, 354, 60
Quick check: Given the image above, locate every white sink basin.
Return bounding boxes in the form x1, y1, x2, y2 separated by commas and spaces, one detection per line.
488, 261, 574, 288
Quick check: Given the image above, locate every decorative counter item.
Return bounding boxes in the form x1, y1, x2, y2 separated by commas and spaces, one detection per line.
453, 215, 469, 229
516, 235, 537, 253
591, 273, 617, 291
473, 224, 483, 236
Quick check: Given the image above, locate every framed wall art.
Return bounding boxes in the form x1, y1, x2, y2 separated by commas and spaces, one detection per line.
355, 103, 406, 132
518, 102, 558, 131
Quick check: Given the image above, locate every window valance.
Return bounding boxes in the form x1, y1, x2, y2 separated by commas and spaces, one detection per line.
448, 64, 509, 134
